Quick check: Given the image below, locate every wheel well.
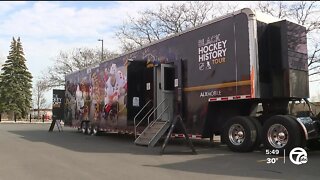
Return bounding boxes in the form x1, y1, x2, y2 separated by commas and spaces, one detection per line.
202, 100, 258, 137
289, 115, 307, 137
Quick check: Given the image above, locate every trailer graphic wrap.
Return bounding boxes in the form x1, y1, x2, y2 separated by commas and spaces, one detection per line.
198, 34, 227, 71
66, 69, 89, 127
100, 61, 128, 127
183, 13, 251, 134
65, 12, 252, 135
65, 60, 128, 128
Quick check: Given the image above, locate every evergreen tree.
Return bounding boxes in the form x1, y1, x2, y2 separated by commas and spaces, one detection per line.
0, 37, 33, 119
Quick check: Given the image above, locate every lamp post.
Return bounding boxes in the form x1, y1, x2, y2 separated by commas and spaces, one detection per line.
80, 51, 87, 67
98, 39, 104, 62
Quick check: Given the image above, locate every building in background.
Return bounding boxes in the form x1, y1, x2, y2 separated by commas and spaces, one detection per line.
30, 108, 52, 120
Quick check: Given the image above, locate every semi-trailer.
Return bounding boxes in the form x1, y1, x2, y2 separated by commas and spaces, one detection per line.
63, 8, 320, 153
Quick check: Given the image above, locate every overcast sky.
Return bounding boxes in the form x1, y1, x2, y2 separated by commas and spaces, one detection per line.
0, 1, 189, 106
0, 1, 319, 104
0, 1, 181, 77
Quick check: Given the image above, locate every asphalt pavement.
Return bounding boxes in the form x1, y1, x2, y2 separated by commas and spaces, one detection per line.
0, 123, 319, 180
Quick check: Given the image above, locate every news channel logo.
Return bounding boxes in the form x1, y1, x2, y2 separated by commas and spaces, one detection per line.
289, 147, 308, 165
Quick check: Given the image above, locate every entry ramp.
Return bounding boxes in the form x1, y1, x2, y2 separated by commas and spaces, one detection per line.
134, 120, 171, 147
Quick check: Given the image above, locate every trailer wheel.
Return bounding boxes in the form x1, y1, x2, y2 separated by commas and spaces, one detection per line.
223, 116, 258, 152
92, 126, 100, 136
262, 115, 302, 154
81, 122, 87, 134
248, 117, 263, 149
86, 123, 92, 135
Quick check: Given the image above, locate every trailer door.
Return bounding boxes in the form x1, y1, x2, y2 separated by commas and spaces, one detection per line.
127, 61, 154, 123
155, 64, 175, 122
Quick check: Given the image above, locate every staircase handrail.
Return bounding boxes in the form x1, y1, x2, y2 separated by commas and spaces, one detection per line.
134, 100, 152, 139
147, 98, 167, 125
150, 106, 169, 127
135, 107, 154, 138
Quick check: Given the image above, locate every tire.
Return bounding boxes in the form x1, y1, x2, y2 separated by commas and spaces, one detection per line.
81, 121, 87, 134
86, 123, 92, 135
222, 116, 258, 152
249, 117, 263, 150
262, 115, 303, 154
92, 126, 100, 136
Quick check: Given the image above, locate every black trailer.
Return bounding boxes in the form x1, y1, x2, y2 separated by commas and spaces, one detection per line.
64, 8, 320, 153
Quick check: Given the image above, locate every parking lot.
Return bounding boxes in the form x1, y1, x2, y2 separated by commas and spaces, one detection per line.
0, 123, 319, 180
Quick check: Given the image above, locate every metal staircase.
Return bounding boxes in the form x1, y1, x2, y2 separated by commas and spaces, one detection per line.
134, 98, 171, 147
134, 120, 171, 146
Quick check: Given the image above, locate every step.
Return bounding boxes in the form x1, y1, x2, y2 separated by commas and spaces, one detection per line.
135, 131, 157, 145
142, 130, 159, 135
147, 124, 166, 131
150, 121, 166, 126
135, 136, 151, 146
134, 120, 171, 147
139, 132, 157, 139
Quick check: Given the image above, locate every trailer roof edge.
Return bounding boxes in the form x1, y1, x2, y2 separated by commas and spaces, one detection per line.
66, 8, 255, 77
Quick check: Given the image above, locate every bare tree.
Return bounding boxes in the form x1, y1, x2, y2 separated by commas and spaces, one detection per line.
256, 1, 320, 76
116, 13, 162, 51
257, 1, 289, 19
215, 2, 239, 18
117, 1, 320, 75
116, 1, 217, 52
41, 47, 118, 88
116, 2, 252, 53
33, 79, 48, 119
